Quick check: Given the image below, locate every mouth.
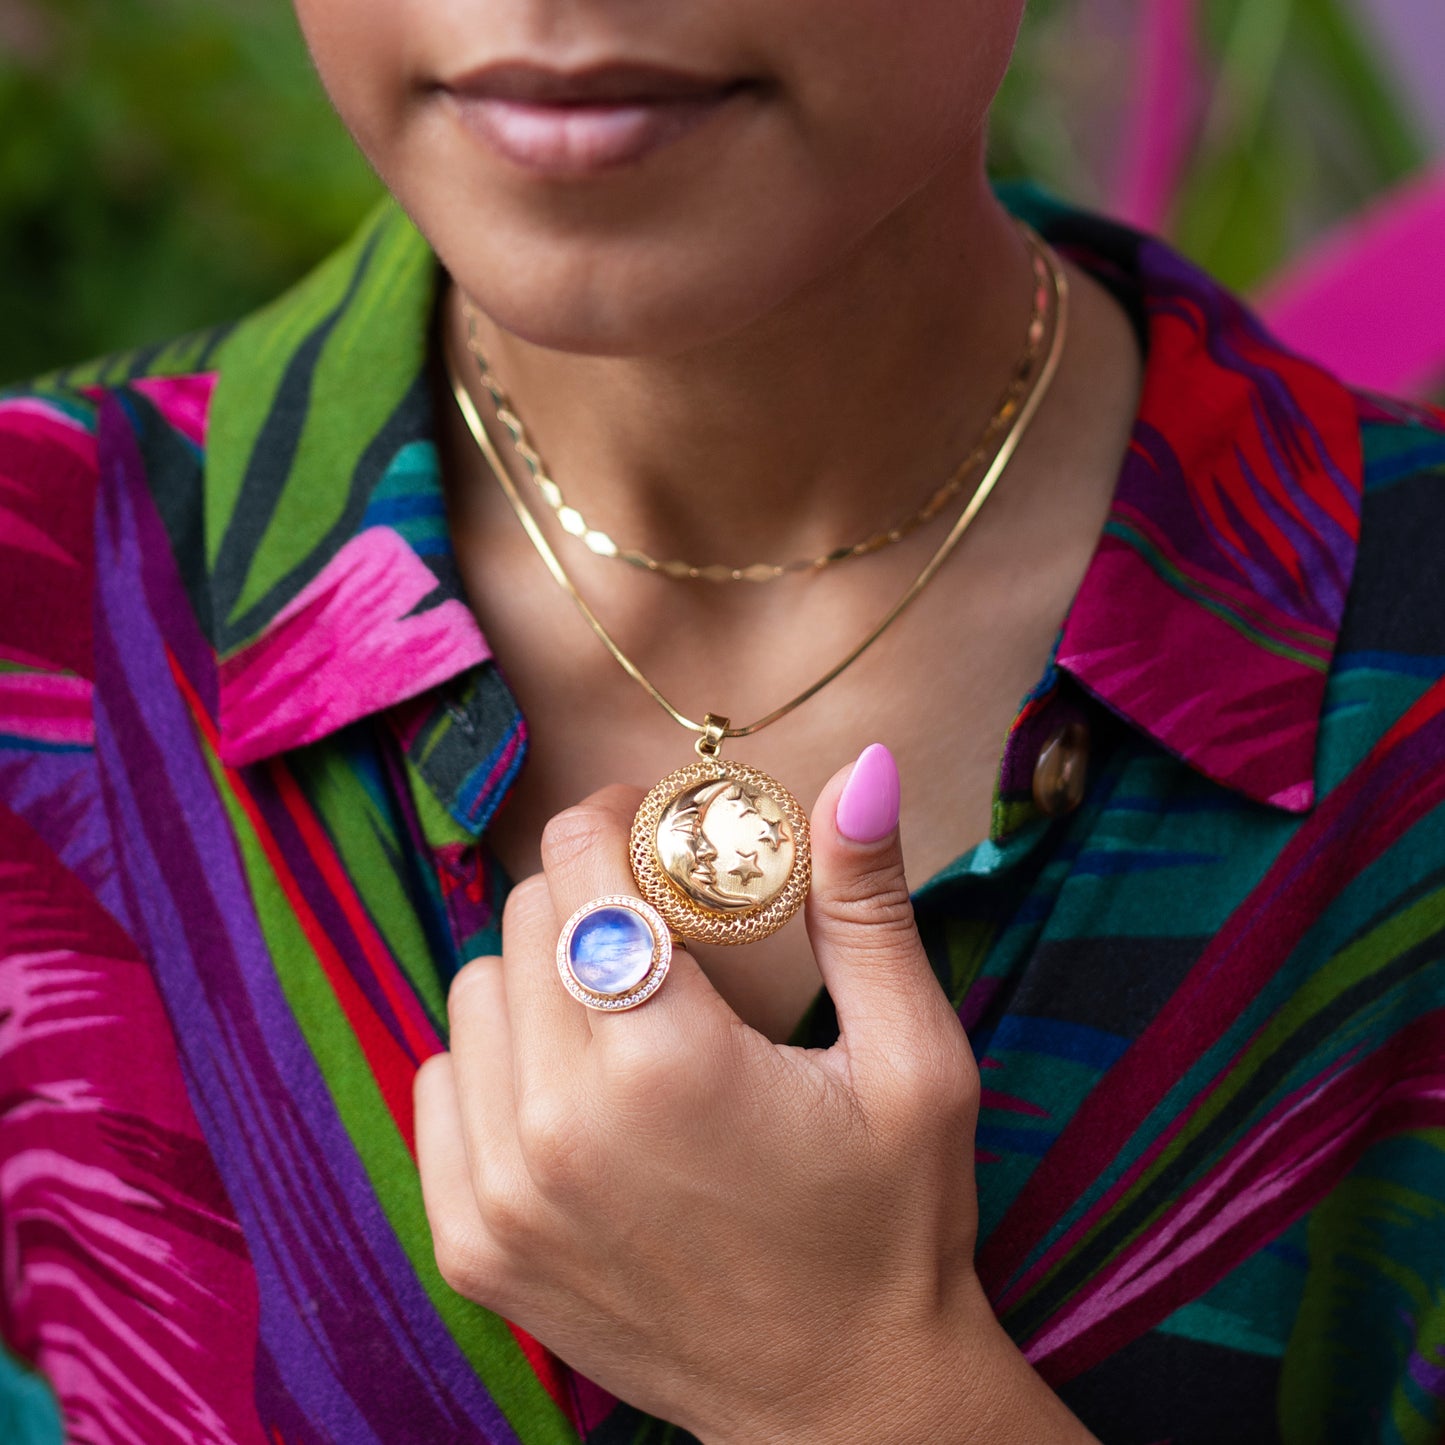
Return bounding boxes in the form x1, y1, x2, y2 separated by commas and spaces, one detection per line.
441, 60, 759, 176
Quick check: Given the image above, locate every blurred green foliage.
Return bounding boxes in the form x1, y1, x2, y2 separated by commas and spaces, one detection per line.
0, 0, 380, 383
1173, 0, 1425, 282
0, 0, 1435, 383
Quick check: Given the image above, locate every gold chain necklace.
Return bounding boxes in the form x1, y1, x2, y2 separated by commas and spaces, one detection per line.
461, 216, 1051, 582
443, 222, 1068, 946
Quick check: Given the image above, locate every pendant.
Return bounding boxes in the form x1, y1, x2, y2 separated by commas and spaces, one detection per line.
629, 714, 811, 946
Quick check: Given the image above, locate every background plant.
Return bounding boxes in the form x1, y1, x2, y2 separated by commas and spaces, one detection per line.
2, 0, 1441, 396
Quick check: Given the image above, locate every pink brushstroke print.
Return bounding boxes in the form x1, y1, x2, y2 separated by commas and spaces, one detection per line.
0, 803, 265, 1443
0, 671, 93, 748
218, 527, 490, 765
130, 375, 216, 450
1, 397, 101, 685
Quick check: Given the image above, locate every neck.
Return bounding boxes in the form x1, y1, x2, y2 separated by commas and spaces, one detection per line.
442, 148, 1039, 568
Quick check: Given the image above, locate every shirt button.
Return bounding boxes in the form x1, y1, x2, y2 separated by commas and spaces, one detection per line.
1032, 719, 1090, 817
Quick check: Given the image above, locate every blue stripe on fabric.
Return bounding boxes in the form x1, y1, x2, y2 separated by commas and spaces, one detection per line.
1265, 1237, 1310, 1270
115, 388, 204, 462
1068, 848, 1220, 877
1360, 434, 1445, 490
455, 719, 527, 834
975, 1015, 1131, 1071
1103, 793, 1238, 815
977, 1125, 1056, 1158
362, 441, 451, 557
366, 495, 445, 523
0, 734, 93, 755
1333, 650, 1445, 679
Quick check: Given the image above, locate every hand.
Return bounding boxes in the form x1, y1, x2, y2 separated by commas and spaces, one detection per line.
415, 744, 1094, 1444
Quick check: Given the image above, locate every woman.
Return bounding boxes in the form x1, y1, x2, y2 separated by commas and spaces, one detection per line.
2, 1, 1443, 1441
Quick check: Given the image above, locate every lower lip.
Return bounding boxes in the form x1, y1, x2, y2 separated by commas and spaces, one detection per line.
451, 90, 743, 176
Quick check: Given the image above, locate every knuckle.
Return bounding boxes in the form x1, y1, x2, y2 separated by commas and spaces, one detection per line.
413, 1049, 451, 1098
515, 1092, 588, 1192
603, 1033, 674, 1104
432, 1214, 507, 1306
936, 1038, 982, 1118
876, 1023, 979, 1127
910, 1031, 980, 1116
449, 953, 501, 1007
539, 803, 615, 876
816, 866, 917, 943
500, 871, 552, 935
472, 1166, 538, 1251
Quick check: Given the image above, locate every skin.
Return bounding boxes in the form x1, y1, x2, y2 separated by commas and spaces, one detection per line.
293, 0, 1132, 1436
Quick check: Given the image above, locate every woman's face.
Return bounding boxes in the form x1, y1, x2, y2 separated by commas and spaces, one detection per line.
292, 0, 1026, 354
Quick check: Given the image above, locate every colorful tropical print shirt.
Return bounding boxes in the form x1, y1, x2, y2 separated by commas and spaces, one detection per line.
2, 182, 1445, 1445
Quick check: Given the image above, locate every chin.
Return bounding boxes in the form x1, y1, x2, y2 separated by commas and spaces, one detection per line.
438, 226, 817, 358
461, 274, 777, 357
394, 150, 877, 358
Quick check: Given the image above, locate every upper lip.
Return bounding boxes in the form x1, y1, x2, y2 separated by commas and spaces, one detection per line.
442, 60, 747, 105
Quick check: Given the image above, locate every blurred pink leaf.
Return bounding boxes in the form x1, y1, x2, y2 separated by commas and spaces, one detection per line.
1110, 0, 1206, 231
1255, 164, 1445, 398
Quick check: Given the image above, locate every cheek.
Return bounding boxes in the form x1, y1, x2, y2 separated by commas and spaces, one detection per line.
290, 0, 421, 159
777, 0, 1024, 172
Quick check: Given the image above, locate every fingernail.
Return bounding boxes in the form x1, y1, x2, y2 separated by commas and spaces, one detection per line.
836, 742, 900, 843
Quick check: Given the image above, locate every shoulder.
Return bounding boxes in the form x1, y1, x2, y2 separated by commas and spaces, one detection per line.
0, 375, 103, 716
1329, 383, 1445, 725
1306, 382, 1445, 881
1342, 383, 1445, 655
0, 325, 229, 703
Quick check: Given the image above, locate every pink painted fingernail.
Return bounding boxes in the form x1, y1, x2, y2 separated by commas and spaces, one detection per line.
836, 743, 900, 843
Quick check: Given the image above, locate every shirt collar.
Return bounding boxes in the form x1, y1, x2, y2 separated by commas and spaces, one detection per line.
189, 199, 516, 845
1043, 202, 1363, 812
195, 187, 1362, 833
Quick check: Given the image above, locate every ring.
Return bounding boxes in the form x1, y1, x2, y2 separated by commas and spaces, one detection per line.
556, 894, 673, 1012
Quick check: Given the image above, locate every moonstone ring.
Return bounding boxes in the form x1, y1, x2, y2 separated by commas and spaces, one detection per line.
556, 895, 672, 1012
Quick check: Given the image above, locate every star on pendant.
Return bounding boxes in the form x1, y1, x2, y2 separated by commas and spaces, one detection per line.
725, 783, 765, 818
728, 851, 765, 886
756, 814, 789, 851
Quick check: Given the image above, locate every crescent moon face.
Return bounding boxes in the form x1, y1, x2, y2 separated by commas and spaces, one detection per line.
655, 779, 796, 913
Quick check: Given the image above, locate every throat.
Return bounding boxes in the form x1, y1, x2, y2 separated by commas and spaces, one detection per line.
438, 183, 1045, 572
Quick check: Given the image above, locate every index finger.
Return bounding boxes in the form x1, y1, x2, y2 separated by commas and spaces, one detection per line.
537, 785, 737, 1050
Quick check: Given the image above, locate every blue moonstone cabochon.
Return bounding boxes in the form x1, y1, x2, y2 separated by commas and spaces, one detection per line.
566, 905, 656, 996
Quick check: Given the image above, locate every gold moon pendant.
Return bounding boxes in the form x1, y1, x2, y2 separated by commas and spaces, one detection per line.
629, 757, 811, 946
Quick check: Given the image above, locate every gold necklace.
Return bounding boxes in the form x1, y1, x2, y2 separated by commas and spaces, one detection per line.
443, 223, 1068, 946
460, 216, 1052, 582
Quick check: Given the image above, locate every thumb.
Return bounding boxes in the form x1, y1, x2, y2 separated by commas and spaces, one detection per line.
804, 743, 952, 1048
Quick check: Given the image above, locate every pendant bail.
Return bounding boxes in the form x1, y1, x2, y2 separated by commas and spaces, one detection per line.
695, 713, 730, 759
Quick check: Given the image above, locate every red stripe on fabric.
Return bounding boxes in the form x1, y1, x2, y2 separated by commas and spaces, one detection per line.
1140, 300, 1362, 592
1140, 307, 1258, 559
1059, 544, 1325, 808
978, 673, 1445, 1319
167, 646, 420, 1152
1028, 1015, 1445, 1382
271, 766, 441, 1065
1375, 667, 1445, 751
1112, 496, 1333, 654
1228, 330, 1363, 544
170, 647, 591, 1424
507, 1322, 585, 1423
1268, 354, 1363, 539
1200, 460, 1305, 589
